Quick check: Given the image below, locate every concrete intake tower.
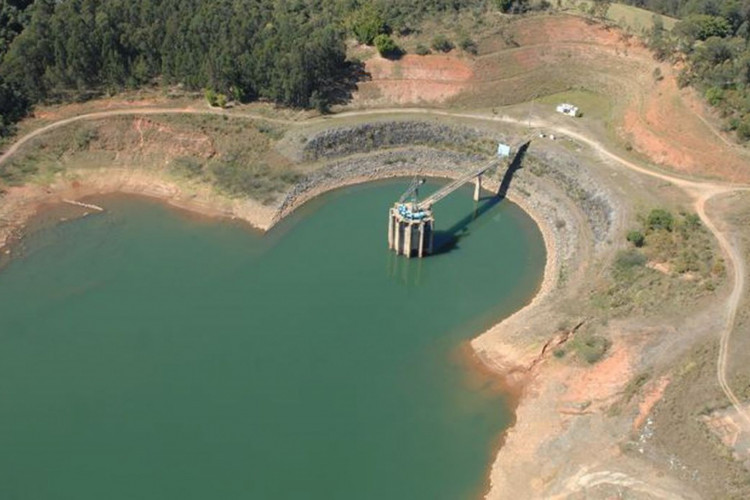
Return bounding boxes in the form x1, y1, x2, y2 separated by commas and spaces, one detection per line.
388, 160, 494, 258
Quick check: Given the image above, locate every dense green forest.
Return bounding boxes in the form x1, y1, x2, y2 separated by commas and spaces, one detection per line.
0, 0, 476, 137
0, 0, 33, 136
3, 0, 750, 141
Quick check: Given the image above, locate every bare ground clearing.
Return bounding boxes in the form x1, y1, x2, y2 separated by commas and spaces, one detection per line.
343, 13, 750, 184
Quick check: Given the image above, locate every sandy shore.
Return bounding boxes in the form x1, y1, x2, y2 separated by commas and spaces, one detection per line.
0, 168, 277, 252
1, 164, 560, 286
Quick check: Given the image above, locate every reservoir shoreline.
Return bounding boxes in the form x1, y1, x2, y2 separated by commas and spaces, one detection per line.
0, 164, 560, 498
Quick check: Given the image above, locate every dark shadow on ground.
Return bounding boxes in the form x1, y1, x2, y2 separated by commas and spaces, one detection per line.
326, 60, 371, 107
431, 142, 529, 255
497, 141, 528, 199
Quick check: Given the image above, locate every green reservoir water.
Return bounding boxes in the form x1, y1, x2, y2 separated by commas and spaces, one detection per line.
0, 179, 544, 499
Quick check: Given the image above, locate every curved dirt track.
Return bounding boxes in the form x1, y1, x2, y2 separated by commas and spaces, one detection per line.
1, 104, 749, 432
0, 107, 291, 168
695, 191, 750, 428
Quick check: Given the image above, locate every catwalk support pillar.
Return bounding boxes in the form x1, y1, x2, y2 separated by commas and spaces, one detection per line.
388, 211, 395, 250
404, 222, 413, 258
418, 223, 425, 258
473, 175, 482, 202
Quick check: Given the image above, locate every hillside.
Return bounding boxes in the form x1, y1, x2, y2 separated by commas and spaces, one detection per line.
2, 3, 750, 500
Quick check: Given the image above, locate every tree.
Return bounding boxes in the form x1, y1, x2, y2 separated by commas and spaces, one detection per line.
415, 44, 430, 55
647, 209, 675, 231
459, 35, 478, 55
310, 90, 329, 114
0, 75, 31, 137
0, 0, 34, 57
431, 34, 454, 52
590, 0, 611, 20
675, 14, 731, 43
647, 14, 675, 61
1, 0, 56, 101
495, 0, 530, 14
626, 230, 645, 247
374, 34, 399, 58
737, 114, 750, 140
705, 86, 724, 105
347, 4, 386, 45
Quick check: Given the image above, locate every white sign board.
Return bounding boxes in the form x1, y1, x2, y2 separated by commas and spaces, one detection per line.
497, 143, 511, 158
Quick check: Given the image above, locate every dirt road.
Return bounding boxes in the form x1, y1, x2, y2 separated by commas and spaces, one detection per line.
2, 104, 749, 430
0, 106, 291, 168
337, 108, 750, 431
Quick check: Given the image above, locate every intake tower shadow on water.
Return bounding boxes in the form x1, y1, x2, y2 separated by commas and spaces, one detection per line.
432, 142, 529, 255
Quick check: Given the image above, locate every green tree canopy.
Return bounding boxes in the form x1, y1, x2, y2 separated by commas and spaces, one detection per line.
675, 14, 732, 42
374, 34, 399, 57
0, 0, 351, 109
347, 4, 386, 45
0, 75, 30, 137
647, 209, 675, 232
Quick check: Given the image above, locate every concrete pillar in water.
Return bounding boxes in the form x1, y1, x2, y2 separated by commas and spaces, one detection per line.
394, 219, 402, 255
404, 222, 413, 258
473, 175, 482, 202
388, 211, 394, 250
418, 223, 425, 258
428, 221, 434, 255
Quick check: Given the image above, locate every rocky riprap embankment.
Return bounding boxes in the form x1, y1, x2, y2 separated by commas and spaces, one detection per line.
300, 121, 498, 161
276, 147, 484, 218
274, 121, 620, 296
526, 149, 615, 245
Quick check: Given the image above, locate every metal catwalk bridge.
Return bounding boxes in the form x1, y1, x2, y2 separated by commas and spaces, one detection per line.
388, 135, 532, 258
416, 159, 498, 210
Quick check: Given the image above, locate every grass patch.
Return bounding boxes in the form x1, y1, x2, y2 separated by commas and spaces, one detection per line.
0, 114, 301, 204
74, 126, 99, 151
210, 159, 302, 203
623, 371, 651, 403
592, 208, 724, 316
637, 209, 720, 277
605, 3, 678, 32
614, 248, 647, 274
559, 0, 677, 32
569, 332, 611, 364
0, 158, 40, 185
537, 89, 614, 122
169, 157, 204, 179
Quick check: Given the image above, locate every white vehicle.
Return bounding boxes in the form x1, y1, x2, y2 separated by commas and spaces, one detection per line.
556, 103, 579, 117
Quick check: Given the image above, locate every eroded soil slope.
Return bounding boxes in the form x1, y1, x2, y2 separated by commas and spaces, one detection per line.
350, 14, 750, 183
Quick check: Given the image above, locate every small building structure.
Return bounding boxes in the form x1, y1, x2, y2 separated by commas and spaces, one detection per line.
556, 103, 579, 117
